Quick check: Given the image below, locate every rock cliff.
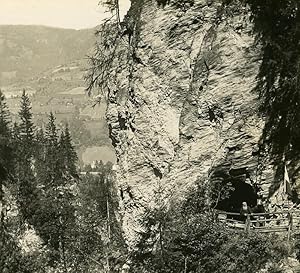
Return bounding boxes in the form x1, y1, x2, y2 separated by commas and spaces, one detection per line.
104, 0, 275, 246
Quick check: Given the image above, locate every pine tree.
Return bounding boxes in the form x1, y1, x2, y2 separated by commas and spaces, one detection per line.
18, 90, 35, 150
44, 112, 60, 188
35, 128, 46, 178
45, 112, 58, 148
34, 128, 47, 197
100, 0, 121, 24
15, 90, 38, 222
0, 90, 17, 271
59, 124, 78, 178
75, 164, 125, 272
0, 89, 12, 211
12, 122, 20, 142
17, 90, 35, 166
35, 113, 76, 272
33, 113, 61, 250
0, 90, 10, 136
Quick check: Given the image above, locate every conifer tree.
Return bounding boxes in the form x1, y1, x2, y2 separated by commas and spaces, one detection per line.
35, 128, 46, 178
59, 124, 78, 178
0, 90, 12, 214
18, 90, 35, 150
0, 90, 11, 183
35, 113, 76, 271
12, 122, 20, 142
0, 90, 17, 272
100, 0, 121, 24
34, 128, 47, 205
45, 112, 58, 147
44, 112, 60, 187
32, 113, 61, 252
15, 90, 38, 222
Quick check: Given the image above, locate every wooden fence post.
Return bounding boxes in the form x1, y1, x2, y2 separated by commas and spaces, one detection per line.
288, 212, 293, 240
245, 214, 251, 233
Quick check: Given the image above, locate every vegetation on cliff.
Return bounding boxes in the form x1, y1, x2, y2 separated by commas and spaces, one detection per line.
77, 0, 300, 272
221, 0, 300, 194
0, 90, 125, 273
131, 179, 291, 273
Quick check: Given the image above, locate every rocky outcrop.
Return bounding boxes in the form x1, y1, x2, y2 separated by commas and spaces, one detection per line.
105, 0, 275, 246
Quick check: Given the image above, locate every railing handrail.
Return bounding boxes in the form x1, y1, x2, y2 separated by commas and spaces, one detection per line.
216, 209, 300, 218
215, 209, 298, 238
215, 210, 241, 216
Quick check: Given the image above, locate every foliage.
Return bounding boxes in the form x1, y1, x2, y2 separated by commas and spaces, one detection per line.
14, 90, 38, 223
218, 0, 300, 186
182, 173, 234, 216
0, 92, 126, 272
246, 1, 300, 164
86, 0, 143, 103
131, 182, 289, 273
0, 92, 48, 273
18, 90, 35, 147
0, 90, 13, 182
85, 20, 122, 100
0, 227, 44, 273
30, 113, 78, 272
100, 0, 121, 23
59, 124, 78, 177
76, 162, 127, 272
100, 0, 118, 12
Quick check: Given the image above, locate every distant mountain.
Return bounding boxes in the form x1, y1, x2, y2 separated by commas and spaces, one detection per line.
0, 25, 116, 166
0, 25, 95, 84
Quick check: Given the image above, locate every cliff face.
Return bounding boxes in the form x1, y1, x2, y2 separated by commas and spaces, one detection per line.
105, 0, 273, 245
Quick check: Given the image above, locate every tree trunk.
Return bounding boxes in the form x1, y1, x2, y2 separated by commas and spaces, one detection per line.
115, 0, 121, 26
106, 178, 111, 273
61, 234, 68, 273
0, 180, 5, 227
184, 256, 188, 273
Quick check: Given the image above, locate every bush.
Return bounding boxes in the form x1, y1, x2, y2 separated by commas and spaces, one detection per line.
131, 184, 289, 273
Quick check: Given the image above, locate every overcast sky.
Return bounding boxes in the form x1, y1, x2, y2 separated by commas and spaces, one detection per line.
0, 0, 131, 29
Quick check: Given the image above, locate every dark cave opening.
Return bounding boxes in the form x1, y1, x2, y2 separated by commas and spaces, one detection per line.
217, 181, 258, 213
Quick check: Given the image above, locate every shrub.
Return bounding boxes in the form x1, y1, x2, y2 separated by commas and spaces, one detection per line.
131, 183, 289, 273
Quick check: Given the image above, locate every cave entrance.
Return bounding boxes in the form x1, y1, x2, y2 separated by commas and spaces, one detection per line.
217, 180, 258, 213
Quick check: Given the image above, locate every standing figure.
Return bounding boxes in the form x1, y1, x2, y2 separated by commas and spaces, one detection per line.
240, 201, 251, 222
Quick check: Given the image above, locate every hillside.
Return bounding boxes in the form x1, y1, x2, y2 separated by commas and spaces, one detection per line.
0, 25, 115, 166
0, 25, 95, 85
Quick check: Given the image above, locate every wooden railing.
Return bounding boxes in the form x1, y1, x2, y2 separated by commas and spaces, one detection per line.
215, 209, 300, 238
80, 171, 101, 175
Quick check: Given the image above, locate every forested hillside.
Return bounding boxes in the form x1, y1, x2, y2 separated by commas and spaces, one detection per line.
0, 90, 124, 272
0, 90, 293, 273
0, 25, 115, 166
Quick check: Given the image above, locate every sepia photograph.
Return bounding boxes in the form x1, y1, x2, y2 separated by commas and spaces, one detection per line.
1, 0, 300, 272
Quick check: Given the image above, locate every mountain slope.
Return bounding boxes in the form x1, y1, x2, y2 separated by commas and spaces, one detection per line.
0, 25, 115, 166
0, 25, 95, 84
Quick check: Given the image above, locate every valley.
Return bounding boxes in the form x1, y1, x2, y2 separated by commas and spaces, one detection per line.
0, 25, 115, 166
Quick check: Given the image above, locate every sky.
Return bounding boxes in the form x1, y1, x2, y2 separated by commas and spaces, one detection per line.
0, 0, 131, 29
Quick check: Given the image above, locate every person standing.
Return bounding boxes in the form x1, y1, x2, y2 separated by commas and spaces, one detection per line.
240, 201, 252, 222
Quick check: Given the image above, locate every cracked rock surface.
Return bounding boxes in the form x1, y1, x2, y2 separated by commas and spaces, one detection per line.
105, 0, 274, 246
